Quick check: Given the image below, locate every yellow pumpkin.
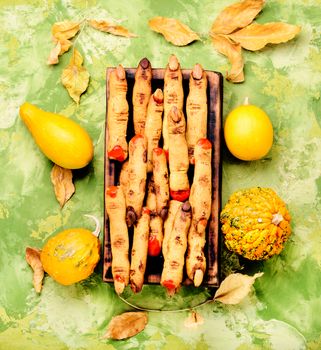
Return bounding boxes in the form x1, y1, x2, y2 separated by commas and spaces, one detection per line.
19, 102, 94, 169
220, 187, 291, 260
40, 224, 100, 285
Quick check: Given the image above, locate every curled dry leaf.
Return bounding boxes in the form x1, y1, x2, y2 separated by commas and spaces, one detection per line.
88, 19, 137, 38
228, 22, 301, 51
47, 41, 61, 65
214, 272, 264, 304
212, 34, 244, 83
52, 21, 80, 41
61, 48, 90, 104
50, 164, 75, 208
25, 247, 44, 293
103, 312, 148, 340
148, 16, 200, 46
210, 0, 264, 35
184, 311, 204, 329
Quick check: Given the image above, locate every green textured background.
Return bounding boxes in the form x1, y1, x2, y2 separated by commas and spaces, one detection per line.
0, 0, 320, 349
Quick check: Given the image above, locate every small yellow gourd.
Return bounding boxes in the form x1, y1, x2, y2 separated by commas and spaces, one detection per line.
220, 187, 291, 260
40, 215, 100, 285
19, 102, 94, 169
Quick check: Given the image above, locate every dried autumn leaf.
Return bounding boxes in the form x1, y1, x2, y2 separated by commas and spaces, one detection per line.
148, 16, 200, 46
212, 34, 244, 83
214, 272, 264, 304
50, 164, 75, 208
52, 21, 80, 41
228, 22, 301, 51
102, 312, 148, 340
184, 311, 204, 328
88, 19, 137, 38
57, 38, 73, 54
25, 247, 44, 293
61, 48, 90, 104
210, 0, 264, 35
47, 41, 61, 65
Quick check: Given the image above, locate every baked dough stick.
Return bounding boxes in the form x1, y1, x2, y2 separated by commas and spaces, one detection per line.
119, 160, 129, 194
105, 186, 130, 295
126, 135, 147, 227
186, 138, 212, 287
145, 89, 164, 173
162, 200, 182, 257
186, 63, 208, 164
107, 64, 129, 162
163, 54, 184, 155
132, 58, 152, 135
146, 177, 163, 257
152, 148, 169, 219
161, 201, 192, 295
130, 207, 150, 293
168, 106, 190, 202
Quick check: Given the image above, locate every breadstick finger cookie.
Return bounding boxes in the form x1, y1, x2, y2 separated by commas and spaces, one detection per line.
107, 64, 129, 161
186, 63, 208, 164
105, 186, 130, 294
133, 58, 152, 135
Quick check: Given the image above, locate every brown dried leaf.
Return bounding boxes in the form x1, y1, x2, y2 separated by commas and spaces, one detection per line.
52, 21, 80, 41
102, 312, 148, 340
25, 247, 44, 293
61, 49, 90, 104
212, 34, 244, 83
214, 272, 264, 304
50, 164, 75, 208
210, 0, 264, 35
148, 17, 200, 46
228, 22, 301, 51
88, 19, 137, 38
57, 38, 73, 54
184, 311, 204, 328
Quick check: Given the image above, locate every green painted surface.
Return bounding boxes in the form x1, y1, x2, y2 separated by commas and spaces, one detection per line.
0, 0, 320, 349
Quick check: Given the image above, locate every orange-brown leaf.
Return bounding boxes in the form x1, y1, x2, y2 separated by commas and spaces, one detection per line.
228, 22, 301, 51
50, 164, 75, 208
88, 19, 137, 38
212, 34, 244, 83
47, 41, 61, 65
102, 312, 148, 340
47, 39, 72, 65
61, 49, 90, 104
148, 17, 200, 46
210, 0, 264, 35
25, 247, 44, 293
52, 21, 80, 41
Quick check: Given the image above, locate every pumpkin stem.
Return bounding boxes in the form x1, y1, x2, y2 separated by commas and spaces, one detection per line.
84, 215, 101, 237
243, 96, 249, 105
272, 213, 283, 226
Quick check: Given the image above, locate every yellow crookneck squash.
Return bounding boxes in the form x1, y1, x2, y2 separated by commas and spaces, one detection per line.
220, 187, 291, 260
40, 215, 100, 285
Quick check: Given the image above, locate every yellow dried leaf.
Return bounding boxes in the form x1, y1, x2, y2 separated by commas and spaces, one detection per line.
47, 41, 61, 65
212, 34, 244, 83
148, 16, 200, 46
228, 22, 301, 51
184, 311, 204, 328
52, 21, 80, 41
102, 312, 148, 340
88, 19, 137, 38
61, 49, 90, 104
57, 38, 73, 54
25, 247, 44, 293
50, 164, 75, 208
210, 0, 264, 35
214, 272, 264, 304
